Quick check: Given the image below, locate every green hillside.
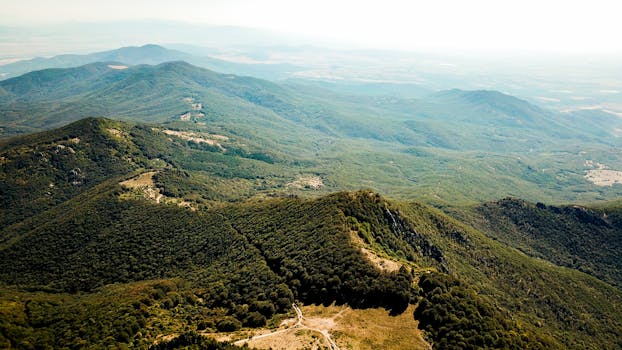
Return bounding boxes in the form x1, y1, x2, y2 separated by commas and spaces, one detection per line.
2, 185, 621, 349
2, 61, 622, 206
451, 198, 622, 287
4, 61, 622, 152
1, 120, 621, 349
0, 117, 306, 228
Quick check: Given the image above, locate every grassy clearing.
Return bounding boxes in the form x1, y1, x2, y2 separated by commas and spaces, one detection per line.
218, 304, 429, 350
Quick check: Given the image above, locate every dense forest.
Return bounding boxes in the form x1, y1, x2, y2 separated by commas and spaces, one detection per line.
2, 118, 622, 349
472, 198, 622, 286
415, 272, 560, 349
0, 187, 417, 347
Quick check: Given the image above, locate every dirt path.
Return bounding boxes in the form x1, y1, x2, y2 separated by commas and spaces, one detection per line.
234, 303, 341, 349
319, 329, 340, 350
233, 303, 301, 346
293, 303, 303, 326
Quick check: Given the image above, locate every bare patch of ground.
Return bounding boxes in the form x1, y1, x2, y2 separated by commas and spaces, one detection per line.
209, 134, 229, 141
233, 304, 339, 350
360, 247, 402, 272
178, 97, 205, 120
119, 171, 196, 208
228, 304, 429, 350
161, 129, 228, 150
349, 231, 402, 273
107, 65, 128, 70
329, 305, 430, 350
244, 329, 326, 350
177, 200, 197, 211
287, 175, 324, 190
585, 160, 607, 170
585, 169, 622, 186
106, 128, 126, 139
120, 171, 157, 189
120, 172, 164, 203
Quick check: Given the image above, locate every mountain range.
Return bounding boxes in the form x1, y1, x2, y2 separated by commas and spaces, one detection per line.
1, 55, 622, 204
0, 44, 300, 82
0, 44, 621, 349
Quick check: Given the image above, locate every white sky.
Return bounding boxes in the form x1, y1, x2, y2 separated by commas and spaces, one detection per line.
1, 0, 621, 53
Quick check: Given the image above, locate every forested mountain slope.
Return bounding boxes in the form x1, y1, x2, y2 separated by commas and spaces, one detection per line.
3, 60, 621, 152
3, 61, 622, 206
450, 198, 622, 287
1, 120, 621, 349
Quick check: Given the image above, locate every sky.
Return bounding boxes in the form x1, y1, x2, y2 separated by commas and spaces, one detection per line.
1, 0, 621, 53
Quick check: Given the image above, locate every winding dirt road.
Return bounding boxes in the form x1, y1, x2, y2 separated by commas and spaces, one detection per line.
233, 303, 341, 349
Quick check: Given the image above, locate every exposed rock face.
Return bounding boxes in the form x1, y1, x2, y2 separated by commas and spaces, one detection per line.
383, 208, 449, 272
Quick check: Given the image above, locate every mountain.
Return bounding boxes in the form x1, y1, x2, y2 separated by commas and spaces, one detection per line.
2, 61, 622, 206
0, 45, 189, 79
3, 61, 621, 150
0, 118, 139, 228
1, 119, 622, 349
387, 89, 622, 151
0, 44, 301, 81
426, 88, 615, 137
453, 198, 622, 287
0, 61, 310, 136
428, 89, 547, 125
0, 117, 298, 228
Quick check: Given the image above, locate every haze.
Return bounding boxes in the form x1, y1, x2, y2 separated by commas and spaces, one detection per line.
2, 0, 621, 53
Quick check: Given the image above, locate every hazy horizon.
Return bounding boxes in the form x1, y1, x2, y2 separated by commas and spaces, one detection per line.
2, 0, 622, 56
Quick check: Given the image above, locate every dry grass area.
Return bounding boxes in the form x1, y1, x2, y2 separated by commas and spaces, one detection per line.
119, 172, 164, 203
223, 304, 429, 350
349, 231, 403, 273
242, 328, 328, 350
584, 160, 607, 169
286, 175, 324, 190
360, 247, 402, 272
119, 171, 198, 208
120, 171, 157, 189
585, 169, 622, 186
107, 65, 128, 70
106, 128, 126, 139
327, 305, 430, 350
161, 129, 228, 149
209, 134, 229, 141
